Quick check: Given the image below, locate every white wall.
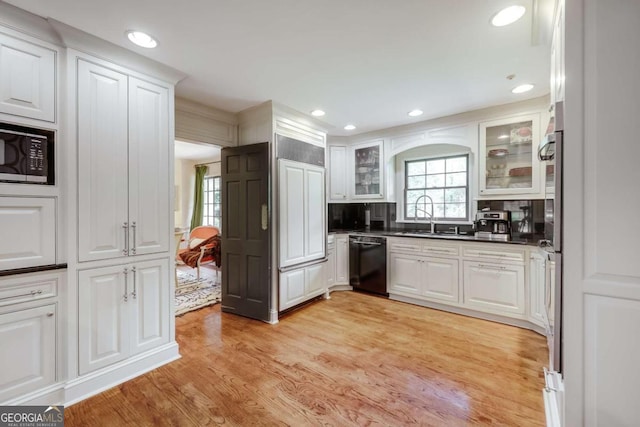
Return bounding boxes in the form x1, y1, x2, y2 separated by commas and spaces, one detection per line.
174, 154, 221, 230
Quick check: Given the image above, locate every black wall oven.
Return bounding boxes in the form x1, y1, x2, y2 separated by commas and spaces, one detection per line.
349, 235, 387, 296
0, 122, 54, 184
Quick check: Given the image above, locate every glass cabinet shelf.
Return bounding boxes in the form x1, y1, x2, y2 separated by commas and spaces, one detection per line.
479, 114, 541, 195
351, 140, 383, 199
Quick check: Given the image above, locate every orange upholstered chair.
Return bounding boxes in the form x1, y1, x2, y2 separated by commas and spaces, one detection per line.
177, 226, 220, 279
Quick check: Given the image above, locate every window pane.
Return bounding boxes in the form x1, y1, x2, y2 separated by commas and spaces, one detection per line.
407, 175, 426, 189
446, 157, 467, 172
214, 191, 221, 203
446, 172, 467, 187
445, 188, 466, 203
425, 189, 444, 203
214, 205, 221, 217
445, 203, 466, 218
433, 203, 445, 218
426, 174, 445, 188
405, 204, 417, 218
407, 161, 426, 176
427, 159, 445, 174
406, 190, 424, 205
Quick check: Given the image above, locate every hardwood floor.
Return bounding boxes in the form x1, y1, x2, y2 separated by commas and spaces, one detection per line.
65, 286, 548, 426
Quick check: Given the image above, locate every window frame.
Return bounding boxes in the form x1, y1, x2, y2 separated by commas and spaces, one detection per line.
404, 154, 470, 222
203, 175, 221, 229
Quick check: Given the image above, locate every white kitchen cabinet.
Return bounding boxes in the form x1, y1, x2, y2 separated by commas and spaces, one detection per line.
278, 159, 326, 268
389, 252, 458, 302
0, 32, 55, 122
422, 257, 459, 303
326, 240, 336, 287
550, 0, 565, 105
279, 261, 327, 311
0, 303, 56, 402
77, 59, 170, 262
529, 251, 547, 327
546, 259, 556, 325
350, 140, 383, 199
388, 253, 422, 296
328, 145, 347, 201
335, 235, 349, 284
0, 197, 56, 271
463, 260, 526, 317
78, 259, 169, 375
479, 114, 542, 197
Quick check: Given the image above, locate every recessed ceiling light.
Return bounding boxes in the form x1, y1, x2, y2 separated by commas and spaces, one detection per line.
126, 30, 158, 48
491, 5, 526, 27
311, 109, 325, 117
512, 83, 535, 94
498, 134, 509, 139
344, 124, 356, 131
408, 109, 424, 117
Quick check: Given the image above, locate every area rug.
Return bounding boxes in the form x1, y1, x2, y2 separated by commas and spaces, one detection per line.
175, 269, 221, 316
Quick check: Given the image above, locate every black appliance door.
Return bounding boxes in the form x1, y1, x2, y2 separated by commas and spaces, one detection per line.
25, 135, 48, 183
0, 131, 27, 181
349, 236, 387, 295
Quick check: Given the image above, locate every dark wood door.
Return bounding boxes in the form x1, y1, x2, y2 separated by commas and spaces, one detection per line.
221, 143, 271, 321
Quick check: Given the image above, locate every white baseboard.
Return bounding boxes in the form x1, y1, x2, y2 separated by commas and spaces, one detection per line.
328, 284, 353, 293
64, 342, 180, 406
389, 293, 540, 331
1, 383, 65, 406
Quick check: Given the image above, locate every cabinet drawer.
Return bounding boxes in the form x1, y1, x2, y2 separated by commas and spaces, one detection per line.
0, 278, 57, 307
389, 239, 422, 253
462, 246, 525, 262
422, 243, 459, 257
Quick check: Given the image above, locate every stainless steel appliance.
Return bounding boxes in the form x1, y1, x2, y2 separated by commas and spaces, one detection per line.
539, 101, 563, 375
474, 210, 512, 241
0, 123, 54, 184
349, 235, 387, 295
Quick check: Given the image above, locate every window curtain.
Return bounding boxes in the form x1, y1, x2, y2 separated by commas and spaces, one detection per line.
190, 165, 208, 231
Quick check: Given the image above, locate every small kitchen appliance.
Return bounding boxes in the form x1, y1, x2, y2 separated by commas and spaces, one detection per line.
0, 122, 54, 184
474, 210, 512, 241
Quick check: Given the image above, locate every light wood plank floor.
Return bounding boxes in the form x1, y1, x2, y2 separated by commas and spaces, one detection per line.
65, 275, 548, 426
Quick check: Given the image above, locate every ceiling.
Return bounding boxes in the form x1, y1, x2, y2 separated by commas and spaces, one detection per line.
6, 0, 554, 136
174, 140, 220, 160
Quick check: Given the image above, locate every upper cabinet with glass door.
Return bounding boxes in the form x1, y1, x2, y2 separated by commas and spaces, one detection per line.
479, 114, 541, 196
350, 140, 383, 199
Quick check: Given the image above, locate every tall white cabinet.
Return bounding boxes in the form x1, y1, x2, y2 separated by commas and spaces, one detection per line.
77, 60, 169, 262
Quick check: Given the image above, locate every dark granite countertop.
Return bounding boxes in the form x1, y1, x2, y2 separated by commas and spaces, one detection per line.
0, 264, 68, 277
329, 228, 538, 246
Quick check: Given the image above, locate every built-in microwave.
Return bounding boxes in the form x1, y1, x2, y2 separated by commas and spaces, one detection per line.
0, 122, 54, 184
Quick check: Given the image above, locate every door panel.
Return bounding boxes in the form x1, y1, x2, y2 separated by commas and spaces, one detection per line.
463, 261, 525, 316
130, 259, 169, 355
128, 77, 170, 256
221, 143, 271, 321
305, 166, 326, 261
78, 265, 129, 375
278, 161, 305, 267
77, 60, 128, 262
305, 262, 326, 297
422, 257, 459, 303
388, 253, 422, 296
279, 269, 305, 311
0, 304, 56, 401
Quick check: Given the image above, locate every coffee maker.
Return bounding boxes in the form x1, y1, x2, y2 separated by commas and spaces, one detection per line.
474, 210, 512, 241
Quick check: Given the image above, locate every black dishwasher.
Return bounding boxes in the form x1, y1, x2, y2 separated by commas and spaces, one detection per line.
349, 235, 387, 296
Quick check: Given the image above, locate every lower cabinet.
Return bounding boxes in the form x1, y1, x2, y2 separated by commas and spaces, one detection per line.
529, 252, 547, 327
335, 235, 349, 284
326, 246, 336, 287
463, 261, 525, 316
389, 253, 459, 302
279, 261, 327, 311
0, 304, 56, 402
78, 259, 169, 375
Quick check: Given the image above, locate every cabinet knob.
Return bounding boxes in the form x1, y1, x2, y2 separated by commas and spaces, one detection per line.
46, 312, 54, 317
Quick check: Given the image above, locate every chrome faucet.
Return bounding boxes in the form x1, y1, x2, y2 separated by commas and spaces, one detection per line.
414, 194, 436, 234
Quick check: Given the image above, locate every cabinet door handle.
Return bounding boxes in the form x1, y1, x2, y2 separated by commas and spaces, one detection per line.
425, 248, 451, 253
131, 222, 137, 255
131, 266, 137, 299
393, 244, 418, 250
478, 251, 505, 257
478, 264, 507, 270
261, 204, 268, 231
46, 312, 54, 317
0, 289, 43, 302
122, 222, 129, 255
123, 267, 129, 302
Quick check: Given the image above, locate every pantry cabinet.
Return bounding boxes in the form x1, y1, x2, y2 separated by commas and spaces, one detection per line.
0, 31, 56, 122
78, 259, 169, 375
479, 114, 542, 197
77, 59, 170, 262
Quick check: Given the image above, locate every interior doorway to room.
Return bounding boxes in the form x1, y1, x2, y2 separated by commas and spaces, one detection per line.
174, 140, 223, 316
